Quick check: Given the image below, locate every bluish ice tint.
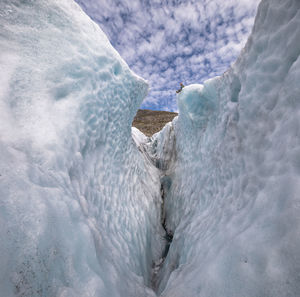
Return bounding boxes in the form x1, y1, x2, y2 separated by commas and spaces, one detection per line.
151, 0, 300, 295
0, 0, 300, 296
0, 1, 164, 296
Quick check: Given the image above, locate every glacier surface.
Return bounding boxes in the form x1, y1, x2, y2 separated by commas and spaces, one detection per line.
0, 0, 300, 296
0, 1, 164, 296
151, 0, 300, 296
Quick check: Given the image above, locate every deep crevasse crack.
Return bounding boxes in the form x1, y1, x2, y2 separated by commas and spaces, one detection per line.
133, 121, 177, 293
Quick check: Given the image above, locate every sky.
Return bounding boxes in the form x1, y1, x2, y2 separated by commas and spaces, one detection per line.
75, 0, 260, 111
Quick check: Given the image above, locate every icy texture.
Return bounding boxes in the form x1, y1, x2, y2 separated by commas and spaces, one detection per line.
132, 127, 149, 148
154, 0, 300, 296
0, 1, 164, 296
1, 0, 300, 296
147, 121, 177, 173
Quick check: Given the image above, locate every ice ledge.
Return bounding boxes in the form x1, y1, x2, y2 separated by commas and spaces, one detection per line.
177, 78, 219, 128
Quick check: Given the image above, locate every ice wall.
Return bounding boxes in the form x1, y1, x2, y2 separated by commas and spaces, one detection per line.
0, 1, 164, 296
154, 0, 300, 296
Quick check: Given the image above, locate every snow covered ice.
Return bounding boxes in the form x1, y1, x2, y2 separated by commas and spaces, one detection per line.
0, 1, 164, 296
152, 0, 300, 296
0, 0, 300, 297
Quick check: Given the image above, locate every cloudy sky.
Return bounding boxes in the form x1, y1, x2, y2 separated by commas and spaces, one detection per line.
75, 0, 260, 111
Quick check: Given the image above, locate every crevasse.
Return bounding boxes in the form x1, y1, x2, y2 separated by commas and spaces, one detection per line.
0, 0, 300, 297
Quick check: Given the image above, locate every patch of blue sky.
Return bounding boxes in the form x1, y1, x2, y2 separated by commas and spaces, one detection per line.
75, 0, 260, 111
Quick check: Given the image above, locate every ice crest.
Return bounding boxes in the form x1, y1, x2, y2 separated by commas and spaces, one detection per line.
153, 0, 300, 296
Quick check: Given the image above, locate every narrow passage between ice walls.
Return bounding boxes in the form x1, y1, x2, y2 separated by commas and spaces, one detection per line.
0, 0, 300, 297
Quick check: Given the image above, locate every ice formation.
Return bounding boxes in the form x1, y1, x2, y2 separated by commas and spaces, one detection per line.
0, 1, 164, 296
151, 0, 300, 295
0, 0, 300, 296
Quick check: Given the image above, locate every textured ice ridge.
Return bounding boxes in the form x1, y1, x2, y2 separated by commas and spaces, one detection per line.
0, 1, 164, 296
151, 0, 300, 296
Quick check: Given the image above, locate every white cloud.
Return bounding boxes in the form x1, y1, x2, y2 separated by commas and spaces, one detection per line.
76, 0, 261, 111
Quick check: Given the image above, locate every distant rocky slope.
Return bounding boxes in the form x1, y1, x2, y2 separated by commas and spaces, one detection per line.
132, 109, 178, 136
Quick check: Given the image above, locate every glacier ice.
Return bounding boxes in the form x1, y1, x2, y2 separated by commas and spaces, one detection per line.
0, 0, 164, 296
151, 0, 300, 296
0, 0, 300, 296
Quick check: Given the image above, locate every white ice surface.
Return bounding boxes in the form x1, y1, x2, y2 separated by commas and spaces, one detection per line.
153, 0, 300, 296
1, 0, 300, 296
0, 1, 164, 296
132, 127, 149, 148
147, 121, 178, 173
